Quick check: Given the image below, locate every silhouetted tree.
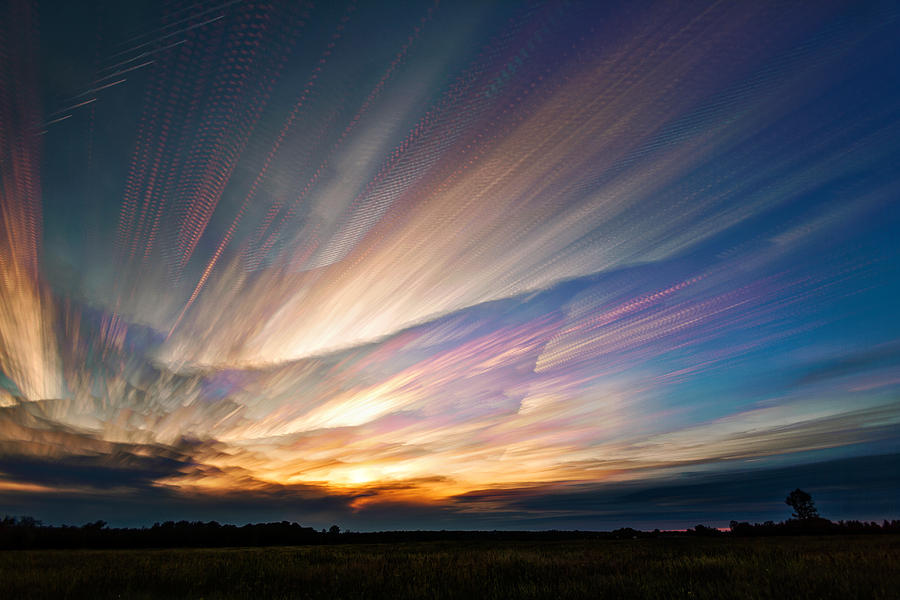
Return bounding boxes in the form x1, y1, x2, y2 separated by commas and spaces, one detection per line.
691, 524, 721, 536
785, 488, 818, 520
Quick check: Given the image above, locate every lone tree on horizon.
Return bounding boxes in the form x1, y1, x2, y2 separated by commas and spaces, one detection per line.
785, 488, 819, 520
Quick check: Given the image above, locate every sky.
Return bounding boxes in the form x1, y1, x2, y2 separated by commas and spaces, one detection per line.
0, 0, 898, 530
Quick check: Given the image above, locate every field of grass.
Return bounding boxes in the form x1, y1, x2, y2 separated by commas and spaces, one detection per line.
2, 535, 898, 599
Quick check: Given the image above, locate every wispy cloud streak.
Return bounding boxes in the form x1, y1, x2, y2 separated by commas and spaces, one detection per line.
0, 0, 899, 525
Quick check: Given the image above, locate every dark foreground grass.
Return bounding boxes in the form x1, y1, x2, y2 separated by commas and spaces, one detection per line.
2, 536, 898, 599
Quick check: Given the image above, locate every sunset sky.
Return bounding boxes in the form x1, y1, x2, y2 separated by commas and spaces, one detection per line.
1, 0, 898, 530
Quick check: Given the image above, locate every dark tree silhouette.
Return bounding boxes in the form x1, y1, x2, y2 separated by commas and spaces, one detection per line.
785, 488, 819, 520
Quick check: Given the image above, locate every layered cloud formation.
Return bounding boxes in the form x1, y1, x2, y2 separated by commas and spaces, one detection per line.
1, 0, 898, 527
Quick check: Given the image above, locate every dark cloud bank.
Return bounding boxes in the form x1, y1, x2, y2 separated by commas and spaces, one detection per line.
2, 452, 897, 530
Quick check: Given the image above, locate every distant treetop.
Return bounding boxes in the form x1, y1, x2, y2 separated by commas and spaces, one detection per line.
785, 488, 819, 521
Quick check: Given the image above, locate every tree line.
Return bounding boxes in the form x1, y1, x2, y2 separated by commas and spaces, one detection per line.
2, 516, 898, 549
2, 489, 897, 549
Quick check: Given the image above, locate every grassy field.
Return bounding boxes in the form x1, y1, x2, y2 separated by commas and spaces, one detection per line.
2, 536, 898, 599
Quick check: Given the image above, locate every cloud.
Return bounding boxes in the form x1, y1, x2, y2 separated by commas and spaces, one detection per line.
2, 0, 899, 530
796, 342, 900, 387
0, 452, 187, 489
444, 453, 900, 529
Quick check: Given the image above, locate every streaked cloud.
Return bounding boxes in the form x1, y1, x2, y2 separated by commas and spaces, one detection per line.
0, 0, 898, 526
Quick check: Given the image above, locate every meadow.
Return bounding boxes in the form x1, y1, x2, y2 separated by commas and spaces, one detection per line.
2, 536, 897, 599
